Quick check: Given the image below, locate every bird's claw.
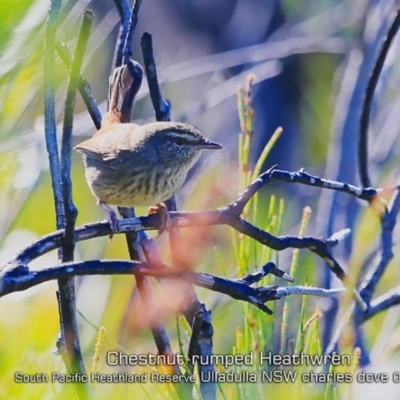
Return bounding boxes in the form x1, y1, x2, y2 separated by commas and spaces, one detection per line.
99, 201, 119, 241
107, 210, 120, 241
148, 203, 171, 237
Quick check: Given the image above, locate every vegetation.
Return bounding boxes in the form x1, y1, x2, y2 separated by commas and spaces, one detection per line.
1, 1, 400, 400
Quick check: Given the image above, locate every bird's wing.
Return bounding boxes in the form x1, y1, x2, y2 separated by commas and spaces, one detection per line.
74, 125, 156, 169
75, 143, 137, 171
74, 130, 135, 169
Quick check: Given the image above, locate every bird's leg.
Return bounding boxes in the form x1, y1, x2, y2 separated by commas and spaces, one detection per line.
99, 201, 119, 240
148, 203, 171, 237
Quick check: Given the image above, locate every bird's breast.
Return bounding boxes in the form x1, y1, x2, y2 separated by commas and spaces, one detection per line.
82, 156, 191, 207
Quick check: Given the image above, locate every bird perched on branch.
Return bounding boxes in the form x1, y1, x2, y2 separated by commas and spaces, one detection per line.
74, 117, 223, 234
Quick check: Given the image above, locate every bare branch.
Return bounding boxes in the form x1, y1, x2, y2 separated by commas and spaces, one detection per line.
44, 0, 64, 229
61, 10, 92, 261
0, 260, 345, 313
122, 0, 143, 65
363, 284, 400, 320
141, 33, 171, 122
3, 167, 382, 302
360, 189, 400, 302
141, 32, 214, 400
274, 286, 346, 298
57, 10, 93, 383
187, 308, 204, 374
358, 10, 400, 188
44, 1, 90, 394
108, 22, 176, 362
112, 0, 131, 68
56, 42, 102, 129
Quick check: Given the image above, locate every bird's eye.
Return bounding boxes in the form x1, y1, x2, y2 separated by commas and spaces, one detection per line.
175, 138, 185, 146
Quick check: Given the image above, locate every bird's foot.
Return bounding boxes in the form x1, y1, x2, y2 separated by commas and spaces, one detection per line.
99, 201, 119, 241
148, 203, 171, 237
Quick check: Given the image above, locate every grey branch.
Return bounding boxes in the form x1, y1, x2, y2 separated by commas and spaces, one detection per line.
0, 260, 347, 315
2, 167, 385, 312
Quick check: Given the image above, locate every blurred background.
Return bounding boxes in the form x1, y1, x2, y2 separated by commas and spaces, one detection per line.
2, 0, 400, 398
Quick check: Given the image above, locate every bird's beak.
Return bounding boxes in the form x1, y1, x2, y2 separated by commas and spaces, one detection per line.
200, 140, 224, 150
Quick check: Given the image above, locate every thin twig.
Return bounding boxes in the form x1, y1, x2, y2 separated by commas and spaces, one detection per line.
44, 0, 71, 375
112, 0, 131, 68
61, 10, 92, 261
317, 6, 392, 353
58, 10, 93, 384
229, 167, 379, 216
141, 33, 171, 121
362, 284, 400, 321
56, 42, 102, 129
141, 31, 214, 399
1, 203, 365, 313
44, 1, 90, 396
0, 260, 344, 310
44, 0, 64, 229
3, 164, 379, 314
359, 189, 400, 303
326, 188, 400, 355
0, 211, 348, 274
118, 208, 175, 365
122, 0, 143, 65
3, 168, 378, 282
108, 21, 176, 362
187, 309, 204, 374
358, 10, 400, 188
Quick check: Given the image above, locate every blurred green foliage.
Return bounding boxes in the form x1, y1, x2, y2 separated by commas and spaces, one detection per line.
1, 1, 400, 399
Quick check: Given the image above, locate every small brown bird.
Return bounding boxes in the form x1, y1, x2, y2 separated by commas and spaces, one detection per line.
74, 121, 223, 232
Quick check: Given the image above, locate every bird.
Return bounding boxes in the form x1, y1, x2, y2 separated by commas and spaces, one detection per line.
74, 120, 223, 234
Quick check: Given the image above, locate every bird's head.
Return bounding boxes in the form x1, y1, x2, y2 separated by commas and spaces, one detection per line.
141, 122, 223, 169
